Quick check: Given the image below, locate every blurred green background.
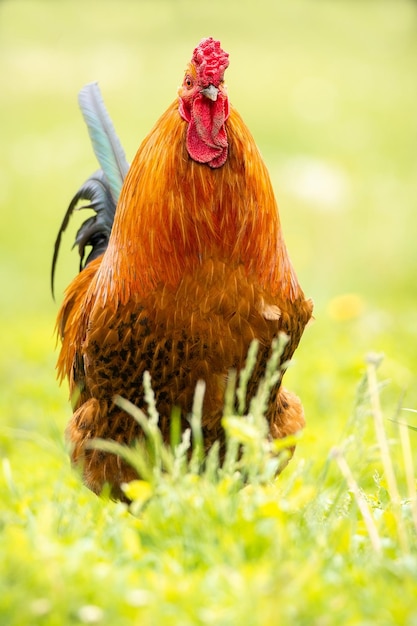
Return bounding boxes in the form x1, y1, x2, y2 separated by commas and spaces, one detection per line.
1, 0, 416, 461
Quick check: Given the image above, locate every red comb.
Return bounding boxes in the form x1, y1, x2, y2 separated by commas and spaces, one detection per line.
192, 38, 229, 86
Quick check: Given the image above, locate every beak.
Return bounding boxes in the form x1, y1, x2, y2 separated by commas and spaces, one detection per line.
200, 84, 219, 101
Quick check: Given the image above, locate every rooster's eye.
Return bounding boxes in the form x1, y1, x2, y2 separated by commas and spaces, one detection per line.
184, 76, 193, 89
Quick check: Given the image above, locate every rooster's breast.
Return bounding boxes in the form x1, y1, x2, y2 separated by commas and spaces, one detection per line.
82, 258, 304, 447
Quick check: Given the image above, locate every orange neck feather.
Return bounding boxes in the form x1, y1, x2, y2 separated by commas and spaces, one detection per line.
93, 101, 300, 304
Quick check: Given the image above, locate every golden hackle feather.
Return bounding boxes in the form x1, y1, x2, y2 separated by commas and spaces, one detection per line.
90, 102, 301, 308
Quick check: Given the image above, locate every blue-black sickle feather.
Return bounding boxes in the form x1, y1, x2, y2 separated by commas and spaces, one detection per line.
78, 83, 129, 205
52, 83, 128, 299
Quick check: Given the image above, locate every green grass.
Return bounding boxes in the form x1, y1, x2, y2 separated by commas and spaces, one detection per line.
1, 0, 417, 623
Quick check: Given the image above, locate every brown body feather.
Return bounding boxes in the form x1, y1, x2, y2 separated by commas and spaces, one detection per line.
57, 100, 313, 500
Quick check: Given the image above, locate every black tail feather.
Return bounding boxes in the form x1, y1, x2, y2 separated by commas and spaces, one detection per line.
51, 170, 116, 298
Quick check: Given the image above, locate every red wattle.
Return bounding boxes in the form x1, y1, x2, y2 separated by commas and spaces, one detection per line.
180, 93, 229, 169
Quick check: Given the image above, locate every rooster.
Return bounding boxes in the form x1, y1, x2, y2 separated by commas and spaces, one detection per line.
52, 38, 313, 500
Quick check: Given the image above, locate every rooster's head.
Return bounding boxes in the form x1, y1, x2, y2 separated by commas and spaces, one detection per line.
178, 38, 230, 168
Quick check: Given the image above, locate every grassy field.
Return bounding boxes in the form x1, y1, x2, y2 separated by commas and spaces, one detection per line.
1, 0, 417, 623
